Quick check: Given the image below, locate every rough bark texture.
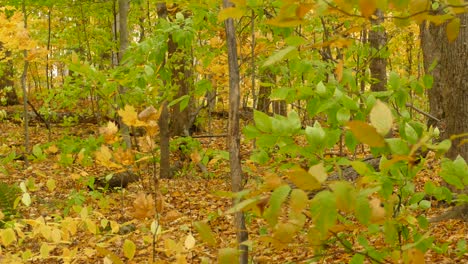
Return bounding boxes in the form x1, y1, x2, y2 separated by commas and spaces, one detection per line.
369, 9, 387, 92
420, 13, 468, 221
421, 13, 468, 160
256, 71, 273, 113
223, 0, 248, 262
272, 100, 287, 116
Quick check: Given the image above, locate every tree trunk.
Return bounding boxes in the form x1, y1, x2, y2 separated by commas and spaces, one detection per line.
156, 3, 171, 179
421, 13, 468, 220
256, 71, 273, 113
117, 0, 131, 148
223, 0, 248, 262
0, 44, 19, 106
369, 9, 387, 92
272, 100, 287, 116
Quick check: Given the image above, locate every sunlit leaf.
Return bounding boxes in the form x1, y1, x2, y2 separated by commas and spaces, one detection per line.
347, 121, 386, 147
123, 239, 136, 260
194, 221, 216, 246
370, 100, 393, 136
359, 0, 377, 18
288, 167, 321, 191
218, 248, 238, 264
0, 228, 16, 246
262, 46, 296, 67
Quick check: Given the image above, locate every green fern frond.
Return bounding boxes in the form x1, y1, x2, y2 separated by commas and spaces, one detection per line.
0, 182, 20, 222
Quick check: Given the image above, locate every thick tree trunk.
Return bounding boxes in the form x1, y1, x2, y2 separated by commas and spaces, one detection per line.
421, 13, 468, 221
223, 0, 248, 262
369, 9, 387, 92
420, 14, 468, 160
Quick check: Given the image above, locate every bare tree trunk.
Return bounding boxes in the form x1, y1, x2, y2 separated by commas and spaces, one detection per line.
256, 71, 273, 113
21, 0, 30, 166
369, 9, 387, 92
117, 0, 131, 148
223, 0, 248, 262
156, 3, 171, 179
272, 100, 287, 116
421, 12, 468, 220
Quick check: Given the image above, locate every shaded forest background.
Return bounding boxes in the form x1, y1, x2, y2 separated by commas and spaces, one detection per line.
0, 0, 467, 263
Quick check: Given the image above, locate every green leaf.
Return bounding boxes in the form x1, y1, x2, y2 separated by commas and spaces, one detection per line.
123, 239, 136, 260
349, 254, 366, 264
308, 163, 328, 183
254, 110, 273, 133
336, 108, 350, 124
218, 248, 238, 264
355, 195, 371, 224
264, 185, 291, 226
310, 191, 337, 234
316, 81, 327, 96
440, 157, 468, 190
370, 100, 393, 136
404, 123, 419, 144
346, 121, 386, 147
194, 221, 216, 246
270, 87, 290, 100
385, 138, 410, 155
262, 46, 296, 67
345, 130, 359, 151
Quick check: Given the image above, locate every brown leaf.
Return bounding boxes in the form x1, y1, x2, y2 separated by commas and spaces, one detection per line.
132, 193, 156, 219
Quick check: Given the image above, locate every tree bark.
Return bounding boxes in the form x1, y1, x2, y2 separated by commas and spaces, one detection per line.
421, 12, 468, 220
117, 0, 131, 148
369, 9, 387, 92
223, 0, 248, 262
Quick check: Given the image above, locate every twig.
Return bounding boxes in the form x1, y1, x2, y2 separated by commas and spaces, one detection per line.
405, 103, 441, 123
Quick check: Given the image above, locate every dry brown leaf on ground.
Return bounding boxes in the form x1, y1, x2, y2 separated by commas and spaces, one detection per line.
132, 193, 156, 219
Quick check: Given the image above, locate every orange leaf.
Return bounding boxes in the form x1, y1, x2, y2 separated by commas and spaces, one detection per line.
446, 18, 460, 42
132, 193, 156, 219
346, 121, 386, 147
359, 0, 377, 18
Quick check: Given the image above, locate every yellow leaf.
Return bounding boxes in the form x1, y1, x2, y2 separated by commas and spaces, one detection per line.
406, 248, 425, 264
308, 162, 328, 183
359, 0, 377, 18
1, 228, 16, 246
296, 3, 314, 18
346, 120, 386, 147
218, 7, 245, 22
100, 121, 119, 143
369, 197, 386, 223
184, 234, 196, 250
335, 59, 343, 82
118, 105, 146, 127
123, 239, 136, 260
288, 167, 321, 191
40, 243, 51, 258
446, 18, 460, 42
46, 179, 56, 192
190, 151, 201, 164
370, 100, 393, 136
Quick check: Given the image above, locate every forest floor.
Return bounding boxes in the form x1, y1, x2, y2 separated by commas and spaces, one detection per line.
0, 106, 467, 263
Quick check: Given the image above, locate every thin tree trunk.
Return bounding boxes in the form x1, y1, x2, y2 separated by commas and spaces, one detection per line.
156, 3, 171, 179
117, 0, 131, 148
369, 9, 387, 92
223, 0, 248, 262
21, 0, 29, 167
